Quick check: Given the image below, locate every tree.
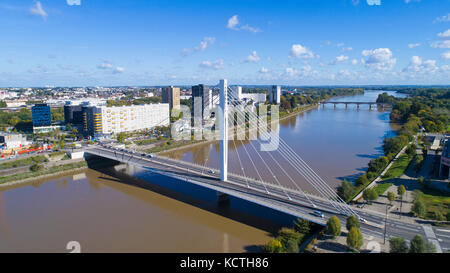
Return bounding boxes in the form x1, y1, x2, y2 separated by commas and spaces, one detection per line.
277, 227, 303, 247
116, 132, 126, 143
411, 199, 426, 218
389, 237, 409, 253
264, 239, 283, 253
293, 218, 311, 234
285, 239, 299, 253
387, 191, 395, 205
346, 215, 360, 231
363, 188, 378, 204
337, 180, 356, 201
346, 227, 363, 251
409, 235, 427, 253
426, 242, 437, 253
326, 216, 341, 238
397, 185, 406, 197
59, 139, 65, 149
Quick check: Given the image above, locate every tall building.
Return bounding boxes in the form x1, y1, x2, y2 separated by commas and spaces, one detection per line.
64, 103, 83, 125
162, 86, 180, 110
83, 104, 170, 138
192, 84, 210, 119
230, 86, 242, 100
31, 103, 52, 127
439, 138, 450, 179
270, 85, 281, 104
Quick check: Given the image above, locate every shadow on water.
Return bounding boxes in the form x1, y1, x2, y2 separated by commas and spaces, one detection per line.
89, 163, 297, 241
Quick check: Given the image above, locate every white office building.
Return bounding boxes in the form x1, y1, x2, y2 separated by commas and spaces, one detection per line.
230, 86, 242, 100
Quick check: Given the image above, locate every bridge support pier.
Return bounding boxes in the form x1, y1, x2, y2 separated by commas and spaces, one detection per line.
345, 103, 348, 109
357, 104, 360, 110
369, 104, 372, 110
217, 192, 230, 205
333, 103, 336, 109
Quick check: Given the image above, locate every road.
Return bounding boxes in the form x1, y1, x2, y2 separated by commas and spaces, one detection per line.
86, 146, 450, 252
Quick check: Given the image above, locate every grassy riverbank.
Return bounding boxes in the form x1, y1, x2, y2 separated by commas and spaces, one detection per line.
0, 160, 87, 185
0, 155, 48, 170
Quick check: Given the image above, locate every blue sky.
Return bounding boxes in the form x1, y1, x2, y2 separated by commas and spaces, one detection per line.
0, 0, 449, 87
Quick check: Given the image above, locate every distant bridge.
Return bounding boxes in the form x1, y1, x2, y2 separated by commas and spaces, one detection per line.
319, 101, 393, 109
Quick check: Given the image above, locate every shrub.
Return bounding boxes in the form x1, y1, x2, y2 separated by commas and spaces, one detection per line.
30, 163, 43, 172
263, 239, 283, 253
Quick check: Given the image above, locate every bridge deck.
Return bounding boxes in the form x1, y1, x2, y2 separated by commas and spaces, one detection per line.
83, 146, 439, 244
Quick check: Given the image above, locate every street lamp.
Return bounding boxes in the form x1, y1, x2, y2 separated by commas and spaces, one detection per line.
383, 203, 391, 245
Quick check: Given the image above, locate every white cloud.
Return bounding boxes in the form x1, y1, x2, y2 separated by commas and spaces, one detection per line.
438, 29, 450, 39
97, 61, 113, 70
244, 51, 260, 63
67, 0, 81, 6
330, 55, 349, 65
408, 43, 421, 48
434, 13, 450, 23
351, 59, 358, 65
341, 47, 353, 52
182, 37, 215, 56
441, 51, 450, 60
227, 15, 239, 29
361, 48, 397, 71
403, 56, 438, 74
289, 44, 315, 59
97, 61, 124, 73
113, 66, 125, 74
199, 59, 224, 70
30, 1, 47, 20
431, 40, 450, 48
285, 67, 299, 77
259, 67, 269, 73
226, 15, 261, 33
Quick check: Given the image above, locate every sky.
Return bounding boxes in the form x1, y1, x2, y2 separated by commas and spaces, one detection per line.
0, 0, 449, 87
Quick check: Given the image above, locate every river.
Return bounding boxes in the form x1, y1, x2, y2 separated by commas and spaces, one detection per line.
0, 90, 405, 252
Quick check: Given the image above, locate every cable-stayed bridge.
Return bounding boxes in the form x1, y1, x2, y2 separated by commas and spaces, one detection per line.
83, 79, 444, 247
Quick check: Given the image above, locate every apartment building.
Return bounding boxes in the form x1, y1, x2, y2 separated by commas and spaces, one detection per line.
83, 104, 170, 138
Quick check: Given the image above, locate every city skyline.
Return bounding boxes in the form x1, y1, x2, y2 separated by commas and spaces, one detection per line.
0, 0, 450, 87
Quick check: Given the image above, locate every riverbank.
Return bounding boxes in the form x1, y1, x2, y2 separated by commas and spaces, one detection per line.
0, 160, 88, 188
154, 103, 319, 155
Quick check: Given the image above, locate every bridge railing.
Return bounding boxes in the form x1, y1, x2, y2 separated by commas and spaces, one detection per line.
152, 154, 328, 201
88, 147, 334, 204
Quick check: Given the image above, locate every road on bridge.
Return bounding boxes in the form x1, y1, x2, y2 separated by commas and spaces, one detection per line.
86, 146, 449, 252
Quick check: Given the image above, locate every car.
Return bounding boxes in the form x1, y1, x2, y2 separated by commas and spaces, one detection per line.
208, 169, 215, 174
358, 217, 367, 223
312, 210, 324, 218
141, 153, 146, 156
147, 154, 153, 158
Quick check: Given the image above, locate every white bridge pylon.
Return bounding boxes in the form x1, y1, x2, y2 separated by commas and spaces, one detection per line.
219, 79, 228, 182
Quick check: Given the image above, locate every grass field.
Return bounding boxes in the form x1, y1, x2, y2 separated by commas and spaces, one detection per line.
420, 188, 450, 220
382, 154, 412, 181
373, 183, 393, 196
